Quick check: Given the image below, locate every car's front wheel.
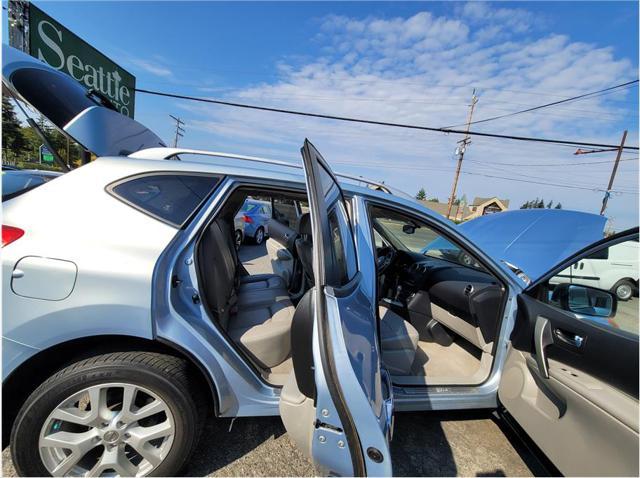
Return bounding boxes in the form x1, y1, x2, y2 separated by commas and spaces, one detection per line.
11, 352, 203, 477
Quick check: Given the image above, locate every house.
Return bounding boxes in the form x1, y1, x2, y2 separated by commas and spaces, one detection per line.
465, 197, 510, 219
419, 196, 509, 222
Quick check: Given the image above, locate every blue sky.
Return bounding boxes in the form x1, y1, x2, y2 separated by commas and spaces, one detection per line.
3, 1, 639, 228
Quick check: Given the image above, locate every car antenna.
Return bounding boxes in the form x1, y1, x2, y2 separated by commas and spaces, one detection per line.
5, 87, 70, 172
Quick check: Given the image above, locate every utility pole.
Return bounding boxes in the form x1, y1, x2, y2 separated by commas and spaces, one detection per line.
446, 90, 478, 219
599, 130, 627, 216
169, 115, 185, 147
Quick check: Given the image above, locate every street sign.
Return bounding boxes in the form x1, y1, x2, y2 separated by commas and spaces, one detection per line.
39, 144, 54, 164
9, 1, 136, 118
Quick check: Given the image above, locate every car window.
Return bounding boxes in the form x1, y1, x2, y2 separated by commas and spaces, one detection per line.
547, 237, 639, 336
325, 195, 357, 288
273, 198, 300, 230
10, 68, 97, 128
110, 173, 220, 227
1, 171, 59, 201
370, 206, 485, 271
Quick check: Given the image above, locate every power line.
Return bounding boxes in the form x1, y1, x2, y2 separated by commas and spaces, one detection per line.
465, 157, 638, 168
331, 158, 637, 194
135, 87, 639, 151
443, 80, 639, 128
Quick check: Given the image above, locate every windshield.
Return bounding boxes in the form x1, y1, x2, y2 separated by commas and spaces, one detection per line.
371, 207, 485, 271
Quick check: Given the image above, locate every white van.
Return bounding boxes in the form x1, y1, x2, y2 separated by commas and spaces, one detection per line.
551, 239, 639, 300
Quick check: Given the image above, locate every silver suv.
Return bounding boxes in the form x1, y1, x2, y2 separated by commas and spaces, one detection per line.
3, 45, 638, 477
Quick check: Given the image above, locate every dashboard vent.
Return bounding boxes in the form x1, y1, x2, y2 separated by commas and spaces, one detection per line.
464, 284, 474, 296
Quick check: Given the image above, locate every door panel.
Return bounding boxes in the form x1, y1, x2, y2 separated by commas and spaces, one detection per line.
280, 139, 391, 476
501, 230, 639, 476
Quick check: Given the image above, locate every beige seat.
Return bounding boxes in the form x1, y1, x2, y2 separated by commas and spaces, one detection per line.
199, 218, 295, 370
379, 306, 419, 375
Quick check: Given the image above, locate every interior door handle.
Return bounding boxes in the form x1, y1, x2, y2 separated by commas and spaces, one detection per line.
534, 316, 554, 379
554, 329, 584, 349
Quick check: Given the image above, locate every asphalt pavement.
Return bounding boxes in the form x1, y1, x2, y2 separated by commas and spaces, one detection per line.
3, 410, 538, 476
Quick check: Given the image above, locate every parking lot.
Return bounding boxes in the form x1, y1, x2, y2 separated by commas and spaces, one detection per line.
3, 410, 539, 476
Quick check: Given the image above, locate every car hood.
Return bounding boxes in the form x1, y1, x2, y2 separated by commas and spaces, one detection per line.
2, 45, 165, 156
458, 209, 607, 283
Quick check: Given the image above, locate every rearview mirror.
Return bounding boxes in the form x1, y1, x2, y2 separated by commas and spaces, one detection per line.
551, 283, 617, 318
402, 224, 416, 235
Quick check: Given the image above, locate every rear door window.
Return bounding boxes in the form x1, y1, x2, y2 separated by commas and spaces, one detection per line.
109, 173, 220, 227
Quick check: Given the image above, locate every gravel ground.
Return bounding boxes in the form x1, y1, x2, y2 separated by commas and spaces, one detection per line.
2, 410, 538, 476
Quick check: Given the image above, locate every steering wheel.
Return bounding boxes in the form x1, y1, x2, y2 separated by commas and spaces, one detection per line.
376, 246, 396, 274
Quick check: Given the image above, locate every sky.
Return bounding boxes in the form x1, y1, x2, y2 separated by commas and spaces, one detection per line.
3, 1, 639, 229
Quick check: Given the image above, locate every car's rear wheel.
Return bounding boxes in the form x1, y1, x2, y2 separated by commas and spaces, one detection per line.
254, 226, 265, 245
612, 279, 635, 301
11, 352, 203, 477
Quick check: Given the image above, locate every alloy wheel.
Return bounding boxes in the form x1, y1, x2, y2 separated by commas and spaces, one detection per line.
255, 228, 264, 244
39, 383, 175, 477
616, 283, 633, 301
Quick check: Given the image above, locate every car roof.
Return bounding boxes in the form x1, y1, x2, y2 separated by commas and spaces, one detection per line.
94, 151, 447, 223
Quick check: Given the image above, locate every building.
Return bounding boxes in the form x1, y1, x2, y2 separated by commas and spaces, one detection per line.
419, 196, 509, 222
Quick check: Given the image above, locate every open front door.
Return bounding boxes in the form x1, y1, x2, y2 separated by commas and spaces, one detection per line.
279, 139, 392, 476
499, 228, 639, 476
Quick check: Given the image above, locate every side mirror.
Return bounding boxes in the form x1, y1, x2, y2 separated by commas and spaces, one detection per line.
402, 224, 416, 235
551, 283, 617, 318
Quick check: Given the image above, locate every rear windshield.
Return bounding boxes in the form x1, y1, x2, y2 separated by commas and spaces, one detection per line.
110, 173, 221, 227
10, 68, 97, 127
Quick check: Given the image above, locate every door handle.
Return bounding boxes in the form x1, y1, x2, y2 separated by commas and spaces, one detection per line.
554, 328, 584, 349
534, 316, 554, 379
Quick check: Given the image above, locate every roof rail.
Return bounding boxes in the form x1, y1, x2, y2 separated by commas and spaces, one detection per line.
129, 147, 396, 195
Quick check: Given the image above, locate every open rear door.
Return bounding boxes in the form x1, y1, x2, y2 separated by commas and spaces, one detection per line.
279, 139, 392, 476
499, 228, 639, 476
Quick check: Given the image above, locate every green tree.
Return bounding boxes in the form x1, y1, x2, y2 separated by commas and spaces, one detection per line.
555, 203, 562, 209
2, 97, 26, 163
415, 188, 427, 201
546, 200, 553, 209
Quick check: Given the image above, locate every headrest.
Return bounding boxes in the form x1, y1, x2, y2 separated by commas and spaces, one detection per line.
298, 213, 312, 235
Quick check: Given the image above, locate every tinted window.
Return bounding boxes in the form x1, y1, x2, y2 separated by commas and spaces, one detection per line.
273, 198, 300, 230
327, 201, 358, 287
11, 68, 96, 128
111, 174, 220, 226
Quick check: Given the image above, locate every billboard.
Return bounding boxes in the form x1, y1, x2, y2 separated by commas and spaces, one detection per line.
13, 2, 136, 118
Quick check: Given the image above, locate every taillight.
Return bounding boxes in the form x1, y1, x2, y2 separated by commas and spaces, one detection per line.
243, 215, 253, 224
2, 225, 24, 247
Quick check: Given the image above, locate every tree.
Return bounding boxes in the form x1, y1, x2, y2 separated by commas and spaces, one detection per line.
415, 188, 427, 201
520, 198, 561, 209
2, 97, 26, 163
427, 197, 439, 202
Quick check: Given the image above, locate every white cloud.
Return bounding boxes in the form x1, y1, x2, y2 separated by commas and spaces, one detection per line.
175, 3, 638, 228
129, 57, 173, 78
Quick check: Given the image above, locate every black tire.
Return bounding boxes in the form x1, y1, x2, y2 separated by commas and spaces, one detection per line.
11, 352, 205, 477
234, 229, 243, 250
612, 279, 636, 301
254, 226, 265, 245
